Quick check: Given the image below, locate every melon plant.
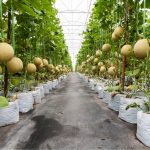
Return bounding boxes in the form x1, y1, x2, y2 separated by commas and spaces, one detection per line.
0, 96, 9, 108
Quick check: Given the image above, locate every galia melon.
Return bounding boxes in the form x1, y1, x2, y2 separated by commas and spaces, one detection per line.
114, 26, 124, 38
0, 42, 14, 62
100, 66, 106, 72
102, 44, 111, 52
26, 63, 36, 74
7, 57, 23, 73
133, 39, 150, 59
121, 45, 132, 56
43, 59, 48, 66
34, 57, 42, 66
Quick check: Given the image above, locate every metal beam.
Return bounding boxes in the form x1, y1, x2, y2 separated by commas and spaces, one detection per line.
58, 11, 91, 13
62, 25, 85, 26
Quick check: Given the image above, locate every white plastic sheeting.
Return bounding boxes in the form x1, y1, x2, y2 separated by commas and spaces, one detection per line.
118, 97, 145, 124
0, 101, 19, 127
137, 111, 150, 147
108, 94, 126, 111
18, 92, 34, 113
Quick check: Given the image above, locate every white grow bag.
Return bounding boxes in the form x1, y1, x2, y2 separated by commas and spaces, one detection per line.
108, 94, 126, 111
118, 97, 145, 124
47, 81, 53, 91
137, 111, 150, 147
42, 84, 49, 95
18, 92, 34, 113
52, 79, 58, 89
32, 89, 41, 104
35, 86, 44, 98
103, 91, 111, 103
0, 101, 19, 127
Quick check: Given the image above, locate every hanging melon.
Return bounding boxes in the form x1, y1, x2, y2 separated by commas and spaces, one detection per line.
102, 44, 111, 52
7, 57, 23, 73
26, 63, 36, 74
43, 59, 48, 66
0, 66, 2, 74
94, 58, 99, 64
98, 62, 103, 67
121, 45, 132, 56
112, 32, 118, 41
0, 42, 14, 62
38, 62, 44, 68
96, 50, 102, 57
133, 39, 150, 59
34, 57, 42, 66
108, 66, 116, 75
114, 26, 124, 38
92, 66, 97, 71
100, 66, 106, 72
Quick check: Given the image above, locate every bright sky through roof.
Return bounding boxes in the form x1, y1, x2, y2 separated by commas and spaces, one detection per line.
55, 0, 96, 69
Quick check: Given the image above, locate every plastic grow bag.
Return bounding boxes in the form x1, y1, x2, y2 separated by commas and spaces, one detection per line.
35, 86, 45, 98
137, 111, 150, 147
108, 94, 126, 111
32, 89, 41, 104
103, 91, 111, 103
0, 100, 19, 127
18, 92, 34, 113
118, 97, 145, 124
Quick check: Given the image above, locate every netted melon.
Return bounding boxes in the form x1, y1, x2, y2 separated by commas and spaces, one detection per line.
0, 42, 14, 62
94, 58, 99, 64
34, 57, 42, 66
112, 32, 118, 41
108, 66, 116, 75
100, 66, 106, 72
121, 45, 132, 56
26, 63, 36, 74
114, 26, 124, 38
7, 57, 23, 73
133, 39, 150, 59
43, 59, 48, 66
102, 44, 111, 52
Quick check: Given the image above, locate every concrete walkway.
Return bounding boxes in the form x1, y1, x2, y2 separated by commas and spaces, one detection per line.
0, 73, 148, 150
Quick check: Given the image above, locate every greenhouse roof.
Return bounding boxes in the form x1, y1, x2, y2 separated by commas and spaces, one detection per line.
55, 0, 96, 68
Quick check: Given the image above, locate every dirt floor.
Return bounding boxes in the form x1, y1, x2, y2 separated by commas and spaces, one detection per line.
0, 73, 148, 150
